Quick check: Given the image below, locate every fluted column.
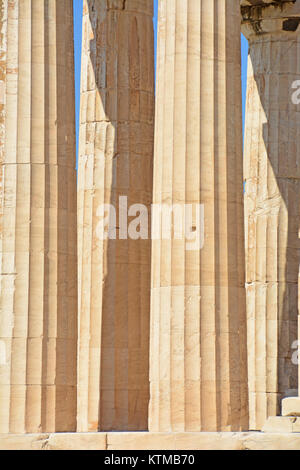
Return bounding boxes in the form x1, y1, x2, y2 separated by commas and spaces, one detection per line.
281, 220, 300, 417
242, 1, 300, 429
149, 0, 248, 432
0, 0, 77, 433
77, 0, 154, 431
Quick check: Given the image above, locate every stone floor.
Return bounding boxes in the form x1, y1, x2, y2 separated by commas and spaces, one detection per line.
1, 431, 300, 450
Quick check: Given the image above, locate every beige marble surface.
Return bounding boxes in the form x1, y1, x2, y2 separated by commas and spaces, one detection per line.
149, 0, 248, 433
77, 0, 154, 432
243, 0, 300, 430
1, 431, 300, 450
0, 0, 77, 434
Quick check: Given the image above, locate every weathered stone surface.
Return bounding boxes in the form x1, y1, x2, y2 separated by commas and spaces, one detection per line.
149, 0, 248, 433
1, 0, 300, 447
77, 0, 154, 432
243, 0, 300, 430
282, 397, 300, 417
242, 432, 300, 449
0, 0, 78, 434
0, 433, 106, 450
0, 434, 50, 451
43, 433, 107, 451
2, 432, 300, 450
107, 432, 244, 451
241, 0, 292, 6
262, 416, 300, 433
241, 0, 300, 36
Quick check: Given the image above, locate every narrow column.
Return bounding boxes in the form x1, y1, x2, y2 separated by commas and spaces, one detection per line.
149, 0, 248, 432
77, 0, 154, 431
242, 0, 300, 430
0, 0, 77, 433
281, 229, 300, 417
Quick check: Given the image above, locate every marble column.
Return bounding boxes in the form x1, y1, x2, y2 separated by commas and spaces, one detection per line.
149, 0, 248, 432
77, 0, 154, 431
281, 227, 300, 417
242, 0, 300, 429
0, 0, 77, 433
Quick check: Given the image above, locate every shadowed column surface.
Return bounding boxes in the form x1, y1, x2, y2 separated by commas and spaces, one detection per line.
77, 0, 154, 432
242, 0, 300, 430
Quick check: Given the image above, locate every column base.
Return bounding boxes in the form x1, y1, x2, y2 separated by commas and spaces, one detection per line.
263, 417, 300, 433
1, 432, 300, 450
262, 397, 300, 433
282, 397, 300, 417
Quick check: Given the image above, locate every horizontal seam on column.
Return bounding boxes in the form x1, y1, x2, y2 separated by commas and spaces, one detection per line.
105, 9, 153, 17
80, 120, 154, 124
83, 88, 153, 93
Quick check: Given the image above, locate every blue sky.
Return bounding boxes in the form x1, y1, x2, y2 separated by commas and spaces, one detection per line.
73, 0, 248, 155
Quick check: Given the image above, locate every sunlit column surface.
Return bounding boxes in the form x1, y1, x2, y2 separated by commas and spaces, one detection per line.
0, 0, 78, 433
149, 0, 248, 432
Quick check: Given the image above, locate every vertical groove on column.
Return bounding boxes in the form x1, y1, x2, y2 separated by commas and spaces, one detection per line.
149, 0, 248, 432
0, 0, 9, 433
0, 0, 77, 434
243, 8, 300, 429
77, 0, 154, 432
55, 0, 78, 432
185, 0, 201, 431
